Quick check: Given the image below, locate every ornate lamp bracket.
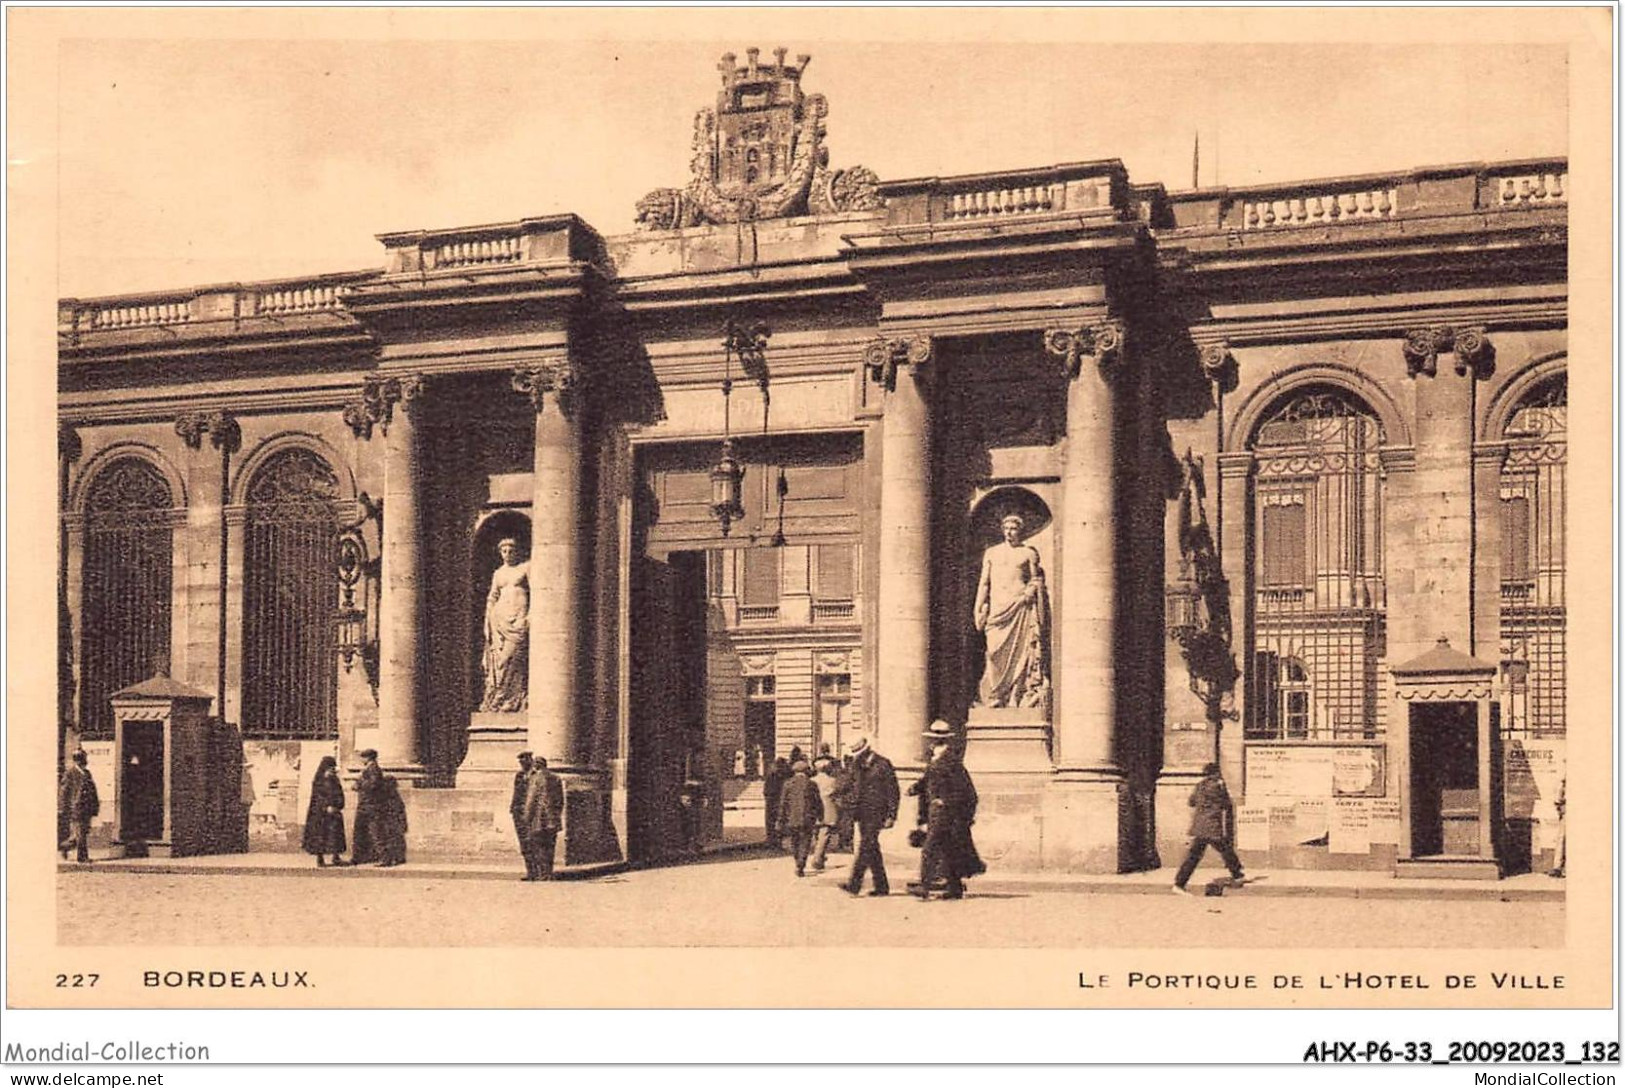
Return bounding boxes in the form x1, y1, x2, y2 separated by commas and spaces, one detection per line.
1403, 326, 1493, 379
862, 335, 932, 393
1044, 320, 1126, 382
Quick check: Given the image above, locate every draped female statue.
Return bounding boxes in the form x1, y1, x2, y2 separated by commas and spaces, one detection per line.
480, 538, 530, 712
973, 514, 1050, 709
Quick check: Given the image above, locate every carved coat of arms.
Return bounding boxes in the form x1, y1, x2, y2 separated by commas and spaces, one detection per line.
635, 48, 884, 230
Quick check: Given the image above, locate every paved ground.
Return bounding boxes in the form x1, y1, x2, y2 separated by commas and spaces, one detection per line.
58, 850, 1563, 948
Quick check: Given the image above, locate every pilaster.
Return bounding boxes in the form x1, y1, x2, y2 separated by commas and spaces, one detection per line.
375, 374, 428, 772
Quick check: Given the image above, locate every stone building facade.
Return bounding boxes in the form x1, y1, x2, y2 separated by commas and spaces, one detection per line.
57, 51, 1567, 875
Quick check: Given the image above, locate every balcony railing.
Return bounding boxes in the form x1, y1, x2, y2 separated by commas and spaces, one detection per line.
85, 298, 193, 330
738, 605, 780, 623
811, 600, 856, 622
428, 234, 525, 269
1491, 170, 1567, 206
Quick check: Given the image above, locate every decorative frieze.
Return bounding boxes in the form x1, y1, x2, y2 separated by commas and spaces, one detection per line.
174, 409, 241, 452
1402, 326, 1492, 378
862, 335, 932, 393
1044, 320, 1126, 382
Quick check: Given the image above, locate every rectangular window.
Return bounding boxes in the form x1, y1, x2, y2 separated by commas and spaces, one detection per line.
740, 548, 781, 606
1261, 501, 1307, 586
1501, 495, 1531, 582
814, 544, 855, 600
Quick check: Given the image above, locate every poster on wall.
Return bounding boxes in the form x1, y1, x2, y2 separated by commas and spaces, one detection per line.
1234, 805, 1269, 851
1245, 744, 1385, 799
1503, 737, 1565, 821
1329, 798, 1373, 853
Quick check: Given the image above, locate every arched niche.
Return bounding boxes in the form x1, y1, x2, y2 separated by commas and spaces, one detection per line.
963, 485, 1055, 716
469, 509, 533, 713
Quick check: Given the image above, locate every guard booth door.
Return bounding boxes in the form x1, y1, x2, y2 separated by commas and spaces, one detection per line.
628, 550, 708, 862
1409, 702, 1483, 857
119, 721, 165, 842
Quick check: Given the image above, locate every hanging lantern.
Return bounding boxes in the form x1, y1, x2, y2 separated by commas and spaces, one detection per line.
710, 438, 746, 536
1164, 572, 1202, 647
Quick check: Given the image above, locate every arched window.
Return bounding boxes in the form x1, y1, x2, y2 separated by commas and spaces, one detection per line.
1245, 387, 1386, 740
243, 448, 340, 739
79, 458, 175, 738
1500, 374, 1566, 737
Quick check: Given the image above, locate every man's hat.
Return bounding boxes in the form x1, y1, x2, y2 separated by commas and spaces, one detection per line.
922, 719, 956, 740
71, 749, 88, 764
792, 760, 811, 774
517, 750, 533, 761
357, 748, 378, 760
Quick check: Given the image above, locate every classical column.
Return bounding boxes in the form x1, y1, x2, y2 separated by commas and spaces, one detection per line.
375, 375, 428, 771
513, 361, 585, 768
1403, 326, 1492, 652
1471, 443, 1509, 662
865, 334, 934, 760
1046, 321, 1126, 778
59, 424, 82, 763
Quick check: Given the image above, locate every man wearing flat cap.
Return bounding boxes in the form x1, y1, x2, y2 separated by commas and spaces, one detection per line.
511, 751, 535, 880
521, 755, 566, 881
775, 759, 823, 877
908, 720, 984, 900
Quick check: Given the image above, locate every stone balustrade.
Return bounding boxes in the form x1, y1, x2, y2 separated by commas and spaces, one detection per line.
945, 184, 1060, 221
1491, 170, 1566, 206
255, 283, 346, 315
85, 297, 193, 330
429, 234, 525, 269
1165, 158, 1568, 233
1242, 186, 1399, 230
60, 272, 372, 346
876, 160, 1129, 228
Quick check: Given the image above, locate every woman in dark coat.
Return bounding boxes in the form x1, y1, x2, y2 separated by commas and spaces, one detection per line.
908, 721, 985, 900
375, 776, 408, 867
302, 756, 347, 867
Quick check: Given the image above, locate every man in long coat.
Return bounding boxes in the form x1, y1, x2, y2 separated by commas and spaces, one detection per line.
521, 756, 566, 880
510, 751, 535, 880
839, 733, 899, 896
349, 749, 383, 865
58, 749, 100, 863
908, 720, 984, 900
1173, 762, 1245, 894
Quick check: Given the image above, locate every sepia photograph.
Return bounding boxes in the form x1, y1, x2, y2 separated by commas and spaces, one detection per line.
5, 4, 1617, 1067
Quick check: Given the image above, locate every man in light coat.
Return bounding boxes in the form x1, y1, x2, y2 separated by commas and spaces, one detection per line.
808, 756, 843, 872
521, 756, 566, 881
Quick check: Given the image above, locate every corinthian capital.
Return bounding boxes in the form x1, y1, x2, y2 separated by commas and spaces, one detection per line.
344, 375, 429, 439
1403, 326, 1493, 379
862, 335, 932, 393
512, 361, 579, 414
174, 409, 241, 452
1045, 320, 1126, 382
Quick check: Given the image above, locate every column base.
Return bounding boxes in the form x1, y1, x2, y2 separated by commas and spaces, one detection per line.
1039, 774, 1129, 874
964, 706, 1052, 774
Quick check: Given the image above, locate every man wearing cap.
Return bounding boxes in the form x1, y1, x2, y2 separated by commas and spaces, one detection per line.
348, 749, 383, 865
1172, 762, 1245, 895
521, 755, 566, 880
776, 759, 823, 877
840, 733, 899, 897
511, 751, 535, 879
58, 749, 100, 864
908, 720, 984, 900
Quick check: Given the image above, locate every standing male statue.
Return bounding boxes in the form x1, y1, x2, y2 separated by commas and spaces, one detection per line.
973, 513, 1050, 708
480, 537, 530, 713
